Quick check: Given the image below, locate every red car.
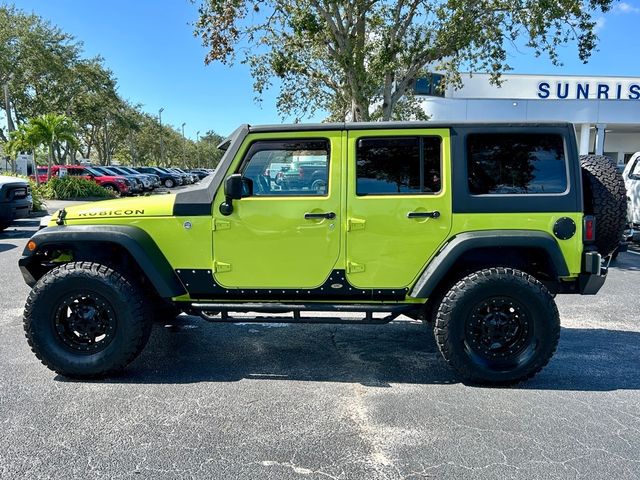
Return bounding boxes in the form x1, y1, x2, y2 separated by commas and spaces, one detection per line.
32, 165, 132, 195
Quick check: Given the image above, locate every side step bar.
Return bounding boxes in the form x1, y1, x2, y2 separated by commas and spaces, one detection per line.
189, 302, 417, 325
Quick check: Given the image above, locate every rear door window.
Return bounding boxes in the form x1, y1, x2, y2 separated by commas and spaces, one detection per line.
356, 137, 441, 195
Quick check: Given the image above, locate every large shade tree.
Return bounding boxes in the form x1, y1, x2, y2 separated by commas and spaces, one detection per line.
194, 0, 614, 121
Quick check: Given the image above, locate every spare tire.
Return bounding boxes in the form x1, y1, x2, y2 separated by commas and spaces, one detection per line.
580, 154, 627, 256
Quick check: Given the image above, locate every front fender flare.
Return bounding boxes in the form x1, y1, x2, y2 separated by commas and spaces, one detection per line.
19, 225, 186, 298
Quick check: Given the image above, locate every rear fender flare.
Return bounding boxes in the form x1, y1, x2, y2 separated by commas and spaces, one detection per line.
409, 230, 570, 299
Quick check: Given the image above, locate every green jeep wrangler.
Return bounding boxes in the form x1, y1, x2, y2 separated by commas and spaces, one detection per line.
19, 122, 626, 385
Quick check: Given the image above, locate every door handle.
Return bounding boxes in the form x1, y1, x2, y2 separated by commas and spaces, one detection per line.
304, 212, 336, 220
407, 211, 440, 219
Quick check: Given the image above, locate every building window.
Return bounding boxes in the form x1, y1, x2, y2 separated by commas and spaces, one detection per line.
414, 74, 444, 97
356, 137, 442, 195
603, 152, 619, 164
467, 133, 567, 195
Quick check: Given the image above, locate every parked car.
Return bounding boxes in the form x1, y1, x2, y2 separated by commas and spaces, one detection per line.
32, 166, 49, 184
133, 166, 182, 188
20, 122, 626, 385
119, 166, 161, 189
172, 167, 199, 183
82, 166, 141, 194
623, 152, 640, 232
272, 159, 328, 194
47, 165, 133, 195
189, 169, 210, 180
97, 166, 150, 192
0, 176, 32, 231
161, 167, 191, 185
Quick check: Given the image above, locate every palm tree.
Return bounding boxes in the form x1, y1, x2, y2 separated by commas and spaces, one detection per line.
5, 125, 33, 176
26, 114, 77, 180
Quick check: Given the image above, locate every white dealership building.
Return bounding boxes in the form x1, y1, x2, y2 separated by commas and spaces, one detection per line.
417, 73, 640, 165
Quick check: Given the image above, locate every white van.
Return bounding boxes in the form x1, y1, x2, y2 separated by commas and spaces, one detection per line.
622, 152, 640, 229
0, 153, 36, 176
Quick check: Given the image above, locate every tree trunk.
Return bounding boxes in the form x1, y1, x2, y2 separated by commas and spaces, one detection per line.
47, 145, 53, 181
33, 151, 40, 186
351, 96, 371, 122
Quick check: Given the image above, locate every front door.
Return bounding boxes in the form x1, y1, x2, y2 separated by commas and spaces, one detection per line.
212, 132, 342, 289
345, 129, 452, 289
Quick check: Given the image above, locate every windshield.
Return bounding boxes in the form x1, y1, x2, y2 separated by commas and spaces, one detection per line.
86, 167, 104, 176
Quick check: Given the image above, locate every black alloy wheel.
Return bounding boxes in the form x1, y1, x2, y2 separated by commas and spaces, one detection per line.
53, 291, 117, 353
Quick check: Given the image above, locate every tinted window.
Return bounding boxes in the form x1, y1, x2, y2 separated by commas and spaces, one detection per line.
356, 137, 441, 195
241, 140, 329, 196
467, 134, 567, 195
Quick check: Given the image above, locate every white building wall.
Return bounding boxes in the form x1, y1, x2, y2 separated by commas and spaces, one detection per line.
419, 73, 640, 164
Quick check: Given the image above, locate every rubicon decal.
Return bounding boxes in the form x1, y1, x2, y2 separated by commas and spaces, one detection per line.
77, 209, 145, 216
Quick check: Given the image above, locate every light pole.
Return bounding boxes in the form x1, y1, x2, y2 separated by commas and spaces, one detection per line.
104, 116, 111, 165
158, 107, 165, 166
181, 122, 186, 167
3, 81, 16, 172
196, 131, 200, 168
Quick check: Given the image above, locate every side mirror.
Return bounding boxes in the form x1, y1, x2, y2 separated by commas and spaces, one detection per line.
225, 174, 244, 200
219, 174, 251, 216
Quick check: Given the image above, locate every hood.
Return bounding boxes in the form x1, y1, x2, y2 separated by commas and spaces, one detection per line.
0, 175, 28, 186
54, 194, 177, 222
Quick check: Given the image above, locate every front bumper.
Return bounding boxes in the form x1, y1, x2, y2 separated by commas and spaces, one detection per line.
0, 197, 32, 223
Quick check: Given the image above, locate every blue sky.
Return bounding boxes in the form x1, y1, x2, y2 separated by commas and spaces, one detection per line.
8, 0, 640, 137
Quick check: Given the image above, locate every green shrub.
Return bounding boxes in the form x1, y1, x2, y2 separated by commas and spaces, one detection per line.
1, 171, 45, 211
40, 176, 116, 200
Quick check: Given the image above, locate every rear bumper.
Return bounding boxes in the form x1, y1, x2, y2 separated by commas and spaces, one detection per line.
578, 251, 607, 295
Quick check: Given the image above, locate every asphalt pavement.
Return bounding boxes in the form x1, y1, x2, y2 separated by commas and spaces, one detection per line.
1, 215, 639, 479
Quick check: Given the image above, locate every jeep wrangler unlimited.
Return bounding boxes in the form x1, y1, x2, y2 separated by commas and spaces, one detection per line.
18, 122, 626, 385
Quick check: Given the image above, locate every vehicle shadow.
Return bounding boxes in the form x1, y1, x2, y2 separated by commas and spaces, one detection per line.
0, 243, 17, 252
59, 316, 640, 391
609, 251, 640, 272
0, 219, 39, 239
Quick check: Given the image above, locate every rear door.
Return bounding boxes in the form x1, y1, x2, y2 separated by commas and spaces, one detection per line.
345, 128, 452, 289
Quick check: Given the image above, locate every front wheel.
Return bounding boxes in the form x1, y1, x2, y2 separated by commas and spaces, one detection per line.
23, 262, 152, 378
102, 184, 120, 197
434, 267, 560, 386
164, 178, 175, 188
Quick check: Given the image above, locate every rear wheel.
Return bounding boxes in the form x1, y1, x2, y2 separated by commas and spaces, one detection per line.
164, 178, 175, 188
434, 267, 559, 386
102, 183, 120, 197
23, 262, 152, 378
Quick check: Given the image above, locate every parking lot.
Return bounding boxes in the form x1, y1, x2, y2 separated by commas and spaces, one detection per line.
1, 212, 639, 479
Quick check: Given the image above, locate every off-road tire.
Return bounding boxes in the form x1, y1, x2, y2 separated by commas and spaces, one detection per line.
580, 154, 627, 256
23, 262, 152, 378
164, 178, 175, 189
434, 268, 560, 386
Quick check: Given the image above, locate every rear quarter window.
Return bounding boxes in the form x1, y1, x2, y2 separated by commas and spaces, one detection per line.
467, 133, 567, 195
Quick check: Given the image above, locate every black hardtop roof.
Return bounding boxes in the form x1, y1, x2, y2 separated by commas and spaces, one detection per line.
246, 121, 574, 133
